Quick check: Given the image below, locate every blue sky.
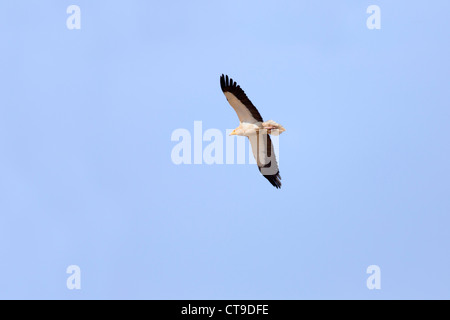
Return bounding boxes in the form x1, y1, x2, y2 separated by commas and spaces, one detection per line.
0, 1, 449, 299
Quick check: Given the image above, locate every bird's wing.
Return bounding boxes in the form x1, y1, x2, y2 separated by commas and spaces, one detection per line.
248, 132, 282, 188
220, 74, 264, 124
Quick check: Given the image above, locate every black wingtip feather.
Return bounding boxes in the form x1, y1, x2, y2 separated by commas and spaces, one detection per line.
220, 74, 224, 90
220, 74, 237, 91
264, 172, 282, 189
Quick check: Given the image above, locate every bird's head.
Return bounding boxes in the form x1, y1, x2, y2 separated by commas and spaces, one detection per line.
230, 127, 244, 136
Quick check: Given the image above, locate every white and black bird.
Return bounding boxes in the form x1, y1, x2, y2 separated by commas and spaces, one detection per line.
220, 74, 285, 188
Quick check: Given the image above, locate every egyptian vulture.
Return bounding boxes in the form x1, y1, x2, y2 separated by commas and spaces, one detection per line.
220, 74, 285, 188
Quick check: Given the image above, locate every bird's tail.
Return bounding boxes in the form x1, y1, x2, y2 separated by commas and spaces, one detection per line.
262, 120, 286, 135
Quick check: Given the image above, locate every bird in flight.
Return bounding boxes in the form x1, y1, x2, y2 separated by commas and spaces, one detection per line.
220, 74, 285, 188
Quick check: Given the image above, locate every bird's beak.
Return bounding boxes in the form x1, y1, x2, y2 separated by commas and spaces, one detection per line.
229, 130, 236, 136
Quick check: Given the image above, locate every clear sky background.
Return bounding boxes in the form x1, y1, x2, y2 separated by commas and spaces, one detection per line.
0, 1, 449, 299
